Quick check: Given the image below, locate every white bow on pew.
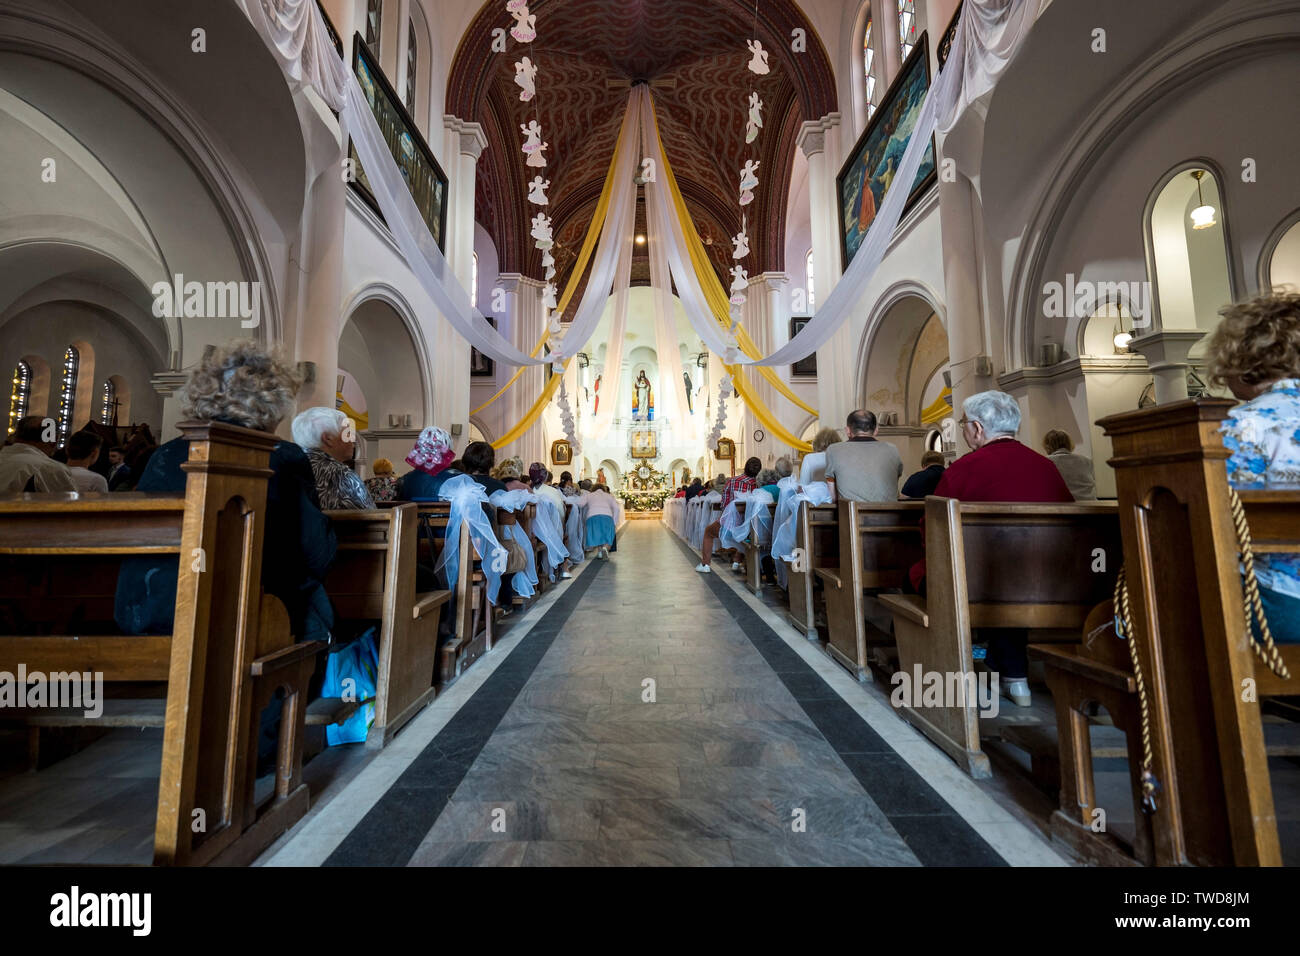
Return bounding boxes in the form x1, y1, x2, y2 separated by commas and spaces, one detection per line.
490, 489, 539, 598
435, 474, 507, 605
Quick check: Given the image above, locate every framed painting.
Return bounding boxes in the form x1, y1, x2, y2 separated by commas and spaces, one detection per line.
836, 32, 937, 270
348, 34, 449, 253
629, 429, 657, 459
550, 439, 572, 466
790, 317, 817, 377
714, 437, 735, 461
470, 316, 496, 377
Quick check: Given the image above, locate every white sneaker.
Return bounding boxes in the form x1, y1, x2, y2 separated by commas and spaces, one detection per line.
731, 561, 742, 572
1002, 679, 1032, 708
695, 563, 712, 573
560, 570, 572, 579
598, 547, 609, 560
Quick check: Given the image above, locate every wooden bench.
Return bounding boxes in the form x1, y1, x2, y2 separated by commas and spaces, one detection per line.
817, 500, 925, 682
1033, 398, 1300, 866
734, 500, 777, 595
0, 421, 326, 865
880, 498, 1121, 778
786, 502, 837, 641
324, 505, 450, 748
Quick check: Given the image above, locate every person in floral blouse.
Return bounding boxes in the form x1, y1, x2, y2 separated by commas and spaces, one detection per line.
365, 458, 399, 503
1207, 290, 1300, 642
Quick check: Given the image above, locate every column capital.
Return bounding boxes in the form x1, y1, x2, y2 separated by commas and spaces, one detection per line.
496, 272, 546, 294
797, 113, 841, 158
443, 115, 489, 160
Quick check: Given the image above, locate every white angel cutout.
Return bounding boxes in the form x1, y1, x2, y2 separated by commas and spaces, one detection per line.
506, 0, 528, 13
541, 282, 558, 311
510, 6, 536, 43
738, 159, 760, 206
531, 212, 553, 249
731, 229, 749, 260
746, 92, 763, 144
520, 120, 543, 154
514, 57, 537, 102
527, 141, 548, 167
527, 176, 550, 205
746, 39, 770, 75
542, 249, 556, 280
547, 311, 563, 335
729, 265, 749, 305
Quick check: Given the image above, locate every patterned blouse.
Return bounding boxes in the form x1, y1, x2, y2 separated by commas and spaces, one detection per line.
308, 449, 375, 511
1220, 377, 1300, 599
365, 474, 399, 503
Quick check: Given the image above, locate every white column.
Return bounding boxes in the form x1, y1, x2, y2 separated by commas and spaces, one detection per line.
742, 272, 789, 464
496, 273, 547, 466
438, 117, 487, 441
798, 114, 849, 433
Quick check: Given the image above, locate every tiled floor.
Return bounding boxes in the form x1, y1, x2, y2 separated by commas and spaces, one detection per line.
315, 522, 1008, 866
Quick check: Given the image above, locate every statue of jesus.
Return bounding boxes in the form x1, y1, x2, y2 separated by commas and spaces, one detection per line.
632, 370, 654, 421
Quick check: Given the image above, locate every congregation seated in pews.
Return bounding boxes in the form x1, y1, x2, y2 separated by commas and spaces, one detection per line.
0, 341, 595, 865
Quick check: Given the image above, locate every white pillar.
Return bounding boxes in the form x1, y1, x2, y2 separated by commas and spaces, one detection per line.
798, 114, 849, 433
439, 117, 487, 442
496, 273, 547, 466
742, 272, 789, 465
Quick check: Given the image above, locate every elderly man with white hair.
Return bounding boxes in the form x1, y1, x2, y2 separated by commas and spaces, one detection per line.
908, 389, 1073, 708
292, 406, 374, 510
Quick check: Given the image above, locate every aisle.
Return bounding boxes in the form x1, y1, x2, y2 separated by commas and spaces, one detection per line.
266, 523, 1031, 866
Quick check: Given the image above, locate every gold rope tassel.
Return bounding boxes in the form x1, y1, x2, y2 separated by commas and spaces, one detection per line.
1113, 484, 1290, 815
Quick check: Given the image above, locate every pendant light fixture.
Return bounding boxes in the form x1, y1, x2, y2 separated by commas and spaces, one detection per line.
1189, 169, 1217, 230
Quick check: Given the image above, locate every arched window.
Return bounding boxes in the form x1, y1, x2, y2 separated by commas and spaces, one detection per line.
100, 378, 116, 426
405, 19, 418, 111
7, 360, 31, 437
56, 345, 78, 448
365, 0, 382, 54
1147, 166, 1233, 332
898, 0, 918, 61
863, 16, 877, 120
470, 252, 479, 309
805, 250, 816, 313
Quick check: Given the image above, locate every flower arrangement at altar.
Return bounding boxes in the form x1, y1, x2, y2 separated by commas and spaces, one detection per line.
617, 489, 672, 512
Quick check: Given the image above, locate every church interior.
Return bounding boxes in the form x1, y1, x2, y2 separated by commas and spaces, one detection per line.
1, 0, 1300, 889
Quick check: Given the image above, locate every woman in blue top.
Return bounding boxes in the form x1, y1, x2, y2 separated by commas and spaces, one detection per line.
1207, 291, 1300, 642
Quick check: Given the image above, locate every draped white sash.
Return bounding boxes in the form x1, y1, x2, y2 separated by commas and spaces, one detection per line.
435, 475, 507, 605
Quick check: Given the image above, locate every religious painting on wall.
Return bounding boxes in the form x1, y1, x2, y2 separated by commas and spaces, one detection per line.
550, 439, 572, 466
348, 34, 449, 252
790, 317, 817, 377
629, 429, 657, 459
714, 437, 736, 460
836, 32, 936, 269
470, 317, 496, 377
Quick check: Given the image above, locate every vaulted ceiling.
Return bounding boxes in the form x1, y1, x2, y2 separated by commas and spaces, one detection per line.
447, 0, 836, 312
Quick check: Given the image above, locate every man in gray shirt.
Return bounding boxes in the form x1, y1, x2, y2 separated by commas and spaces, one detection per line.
824, 409, 903, 502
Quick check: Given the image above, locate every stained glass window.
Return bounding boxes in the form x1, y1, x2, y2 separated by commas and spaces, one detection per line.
863, 17, 876, 120
101, 378, 116, 426
899, 0, 918, 61
57, 345, 78, 448
405, 20, 418, 111
365, 0, 382, 54
7, 360, 30, 437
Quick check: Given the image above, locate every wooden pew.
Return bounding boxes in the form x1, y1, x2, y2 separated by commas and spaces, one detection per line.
0, 421, 323, 865
1034, 399, 1300, 866
787, 502, 837, 641
736, 500, 777, 595
880, 498, 1121, 778
817, 500, 925, 682
408, 502, 493, 684
323, 505, 450, 748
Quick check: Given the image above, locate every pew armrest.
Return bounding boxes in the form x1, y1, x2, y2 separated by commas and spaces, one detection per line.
813, 568, 841, 588
1028, 644, 1138, 693
413, 590, 453, 620
250, 640, 326, 677
880, 593, 929, 628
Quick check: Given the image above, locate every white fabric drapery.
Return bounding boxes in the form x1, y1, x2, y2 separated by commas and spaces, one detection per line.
589, 229, 635, 441
434, 474, 507, 605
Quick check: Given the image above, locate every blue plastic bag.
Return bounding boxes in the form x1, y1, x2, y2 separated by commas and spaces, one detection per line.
321, 627, 380, 746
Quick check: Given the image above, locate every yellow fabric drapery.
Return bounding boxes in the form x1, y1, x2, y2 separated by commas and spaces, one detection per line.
647, 103, 814, 452
473, 135, 625, 417
920, 387, 953, 426
492, 370, 566, 449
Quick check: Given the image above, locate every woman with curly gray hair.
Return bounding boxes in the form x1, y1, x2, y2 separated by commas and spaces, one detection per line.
116, 340, 336, 650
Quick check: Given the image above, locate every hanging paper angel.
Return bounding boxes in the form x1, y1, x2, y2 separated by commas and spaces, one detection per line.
738, 159, 760, 206
745, 92, 763, 144
510, 6, 536, 43
506, 0, 528, 11
527, 141, 548, 168
541, 282, 558, 310
520, 120, 543, 154
514, 56, 537, 102
531, 212, 553, 249
527, 175, 550, 205
542, 249, 556, 280
746, 39, 770, 75
547, 310, 563, 335
729, 265, 749, 305
731, 229, 749, 260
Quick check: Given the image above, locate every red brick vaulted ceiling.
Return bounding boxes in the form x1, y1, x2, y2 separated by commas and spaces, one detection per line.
447, 0, 836, 299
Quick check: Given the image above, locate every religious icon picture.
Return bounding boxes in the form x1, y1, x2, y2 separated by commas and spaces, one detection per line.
551, 439, 573, 466
629, 429, 657, 459
790, 317, 817, 377
714, 437, 736, 460
471, 316, 497, 377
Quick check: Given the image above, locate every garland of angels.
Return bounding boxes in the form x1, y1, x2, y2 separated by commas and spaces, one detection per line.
505, 1, 582, 454
709, 18, 771, 450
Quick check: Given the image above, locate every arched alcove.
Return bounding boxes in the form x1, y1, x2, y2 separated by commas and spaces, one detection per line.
1146, 164, 1234, 331
103, 373, 131, 426
1262, 214, 1300, 292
